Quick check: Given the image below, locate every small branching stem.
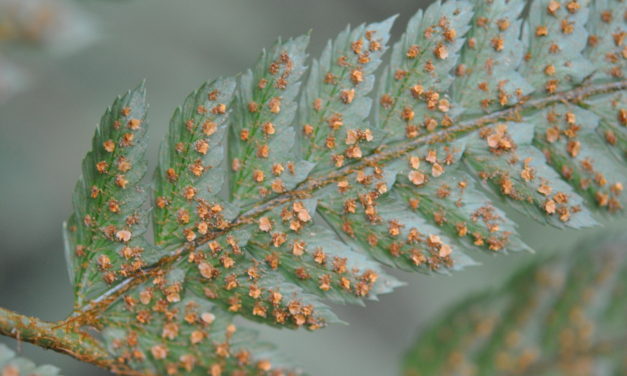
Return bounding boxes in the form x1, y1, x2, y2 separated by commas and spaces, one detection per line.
0, 307, 150, 375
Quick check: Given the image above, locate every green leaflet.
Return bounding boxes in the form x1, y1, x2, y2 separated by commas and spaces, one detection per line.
395, 163, 530, 255
65, 83, 157, 307
520, 0, 594, 93
245, 198, 402, 305
586, 0, 627, 80
300, 17, 395, 171
463, 121, 598, 228
229, 35, 314, 204
316, 144, 479, 272
153, 77, 237, 247
182, 226, 343, 329
0, 344, 61, 376
451, 0, 533, 113
403, 235, 627, 376
528, 104, 627, 213
376, 0, 473, 141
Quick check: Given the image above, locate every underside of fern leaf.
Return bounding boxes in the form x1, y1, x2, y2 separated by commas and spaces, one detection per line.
53, 0, 627, 374
403, 234, 627, 376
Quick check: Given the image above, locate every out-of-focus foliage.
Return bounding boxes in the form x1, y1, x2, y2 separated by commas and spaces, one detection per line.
0, 0, 94, 101
0, 343, 61, 376
403, 235, 627, 376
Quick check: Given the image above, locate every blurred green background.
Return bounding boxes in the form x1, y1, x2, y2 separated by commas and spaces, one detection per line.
1, 0, 625, 375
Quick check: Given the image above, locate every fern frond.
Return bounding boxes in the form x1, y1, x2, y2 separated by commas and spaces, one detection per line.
58, 0, 627, 374
403, 234, 627, 375
0, 343, 61, 376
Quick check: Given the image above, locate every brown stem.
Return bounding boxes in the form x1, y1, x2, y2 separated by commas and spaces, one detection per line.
0, 307, 149, 376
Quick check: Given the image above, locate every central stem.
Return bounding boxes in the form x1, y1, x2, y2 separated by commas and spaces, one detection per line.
0, 307, 145, 375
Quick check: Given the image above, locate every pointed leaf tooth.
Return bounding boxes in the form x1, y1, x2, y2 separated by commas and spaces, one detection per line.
376, 0, 474, 141
300, 16, 396, 171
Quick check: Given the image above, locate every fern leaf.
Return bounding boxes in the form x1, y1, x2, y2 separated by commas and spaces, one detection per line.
181, 220, 343, 328
57, 0, 627, 374
403, 235, 627, 376
244, 198, 402, 303
528, 104, 627, 212
463, 121, 598, 227
64, 83, 157, 307
0, 343, 61, 376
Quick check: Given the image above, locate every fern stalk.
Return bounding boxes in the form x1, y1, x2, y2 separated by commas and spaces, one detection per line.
0, 308, 123, 374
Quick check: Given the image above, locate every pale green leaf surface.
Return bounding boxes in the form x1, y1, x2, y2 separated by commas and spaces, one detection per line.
64, 84, 158, 307
451, 0, 533, 113
229, 35, 312, 204
586, 0, 627, 80
300, 17, 396, 171
376, 0, 474, 141
520, 0, 594, 93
